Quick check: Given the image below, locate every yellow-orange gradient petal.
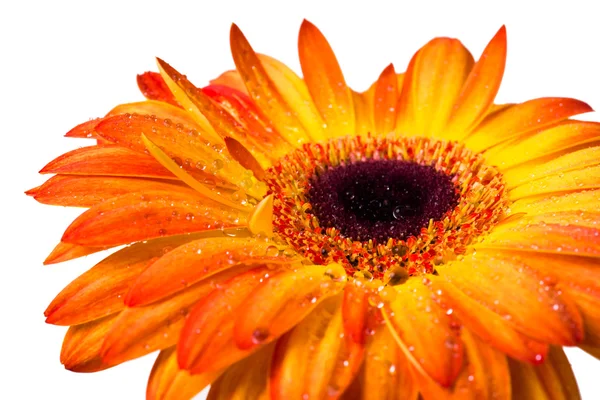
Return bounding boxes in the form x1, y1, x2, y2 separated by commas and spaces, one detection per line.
483, 223, 600, 258
147, 347, 219, 400
361, 325, 418, 400
31, 175, 187, 208
382, 278, 463, 388
229, 25, 313, 146
40, 145, 175, 179
509, 347, 580, 400
444, 26, 506, 140
207, 345, 273, 400
510, 189, 600, 216
137, 72, 180, 106
233, 263, 347, 350
60, 313, 118, 372
396, 38, 474, 138
506, 147, 600, 191
178, 265, 281, 374
45, 234, 205, 325
465, 97, 593, 152
352, 88, 375, 136
430, 272, 548, 364
258, 54, 327, 142
373, 64, 398, 135
299, 20, 355, 137
269, 296, 363, 400
436, 252, 583, 346
61, 189, 248, 247
417, 328, 511, 400
125, 236, 294, 307
485, 121, 600, 169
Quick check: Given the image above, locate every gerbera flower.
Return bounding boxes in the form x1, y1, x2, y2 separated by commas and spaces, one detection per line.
29, 20, 599, 399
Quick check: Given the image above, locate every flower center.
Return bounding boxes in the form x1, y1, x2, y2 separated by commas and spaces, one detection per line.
266, 135, 508, 280
308, 160, 459, 242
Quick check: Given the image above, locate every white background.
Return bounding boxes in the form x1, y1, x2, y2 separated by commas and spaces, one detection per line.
2, 0, 599, 399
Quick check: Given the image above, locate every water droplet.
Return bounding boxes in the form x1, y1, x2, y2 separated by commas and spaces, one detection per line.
265, 245, 280, 257
212, 159, 224, 170
252, 328, 269, 344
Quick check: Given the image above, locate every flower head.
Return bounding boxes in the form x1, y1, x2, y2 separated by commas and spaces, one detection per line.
31, 20, 599, 399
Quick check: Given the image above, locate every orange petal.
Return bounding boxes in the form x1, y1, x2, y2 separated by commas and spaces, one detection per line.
95, 112, 255, 193
233, 263, 347, 350
258, 54, 327, 142
125, 236, 294, 307
224, 136, 266, 181
61, 189, 247, 247
32, 175, 187, 207
64, 118, 103, 138
396, 38, 474, 138
43, 241, 109, 265
566, 288, 600, 348
269, 296, 364, 400
157, 58, 266, 150
203, 85, 292, 160
207, 345, 273, 400
444, 26, 506, 140
298, 20, 355, 137
486, 121, 600, 170
209, 69, 248, 94
373, 64, 399, 135
45, 234, 202, 325
429, 274, 548, 363
360, 326, 418, 400
506, 147, 600, 190
483, 223, 600, 258
466, 98, 593, 152
137, 72, 179, 106
105, 100, 203, 133
178, 265, 279, 374
100, 266, 245, 366
437, 251, 584, 346
147, 347, 218, 400
229, 24, 312, 146
382, 278, 464, 388
39, 145, 175, 179
60, 313, 118, 372
342, 281, 369, 345
509, 347, 581, 400
155, 60, 221, 141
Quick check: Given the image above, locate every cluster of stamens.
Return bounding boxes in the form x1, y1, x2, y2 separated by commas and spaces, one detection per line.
265, 135, 508, 282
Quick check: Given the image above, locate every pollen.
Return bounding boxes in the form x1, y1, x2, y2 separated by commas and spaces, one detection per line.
266, 135, 509, 280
